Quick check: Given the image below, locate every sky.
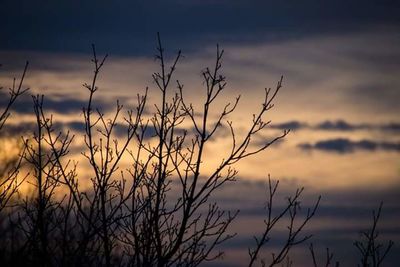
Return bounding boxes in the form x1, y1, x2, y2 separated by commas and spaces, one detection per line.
1, 1, 400, 266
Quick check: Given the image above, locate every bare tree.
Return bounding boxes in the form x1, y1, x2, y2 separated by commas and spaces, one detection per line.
309, 243, 339, 267
0, 63, 30, 265
247, 177, 320, 267
0, 62, 29, 212
114, 34, 291, 267
0, 36, 394, 267
15, 95, 72, 266
33, 34, 290, 267
0, 62, 29, 131
35, 45, 148, 267
354, 202, 394, 267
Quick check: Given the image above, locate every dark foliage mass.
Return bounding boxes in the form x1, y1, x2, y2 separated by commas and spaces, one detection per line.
0, 37, 393, 267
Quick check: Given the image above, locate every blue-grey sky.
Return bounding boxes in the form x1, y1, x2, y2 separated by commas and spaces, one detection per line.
2, 0, 400, 55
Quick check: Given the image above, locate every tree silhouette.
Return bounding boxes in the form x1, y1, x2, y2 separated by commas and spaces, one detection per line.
354, 202, 394, 267
0, 36, 394, 267
0, 62, 29, 212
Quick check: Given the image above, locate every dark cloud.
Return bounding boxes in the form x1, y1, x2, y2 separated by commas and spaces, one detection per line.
0, 122, 36, 137
382, 123, 400, 131
63, 121, 144, 138
271, 121, 306, 131
0, 51, 89, 73
0, 89, 114, 115
298, 138, 400, 153
55, 119, 400, 151
1, 1, 400, 56
1, 85, 199, 139
0, 121, 80, 137
316, 120, 365, 131
272, 120, 400, 132
380, 142, 400, 151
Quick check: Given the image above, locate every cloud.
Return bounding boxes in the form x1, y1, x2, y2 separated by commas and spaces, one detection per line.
315, 120, 363, 131
0, 122, 36, 137
0, 51, 90, 73
3, 28, 400, 126
271, 119, 400, 132
382, 123, 400, 131
2, 0, 400, 56
298, 138, 400, 153
0, 119, 199, 144
270, 121, 306, 131
0, 89, 115, 115
314, 121, 400, 132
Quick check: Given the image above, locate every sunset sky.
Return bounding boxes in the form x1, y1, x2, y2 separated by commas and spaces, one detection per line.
1, 1, 399, 266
